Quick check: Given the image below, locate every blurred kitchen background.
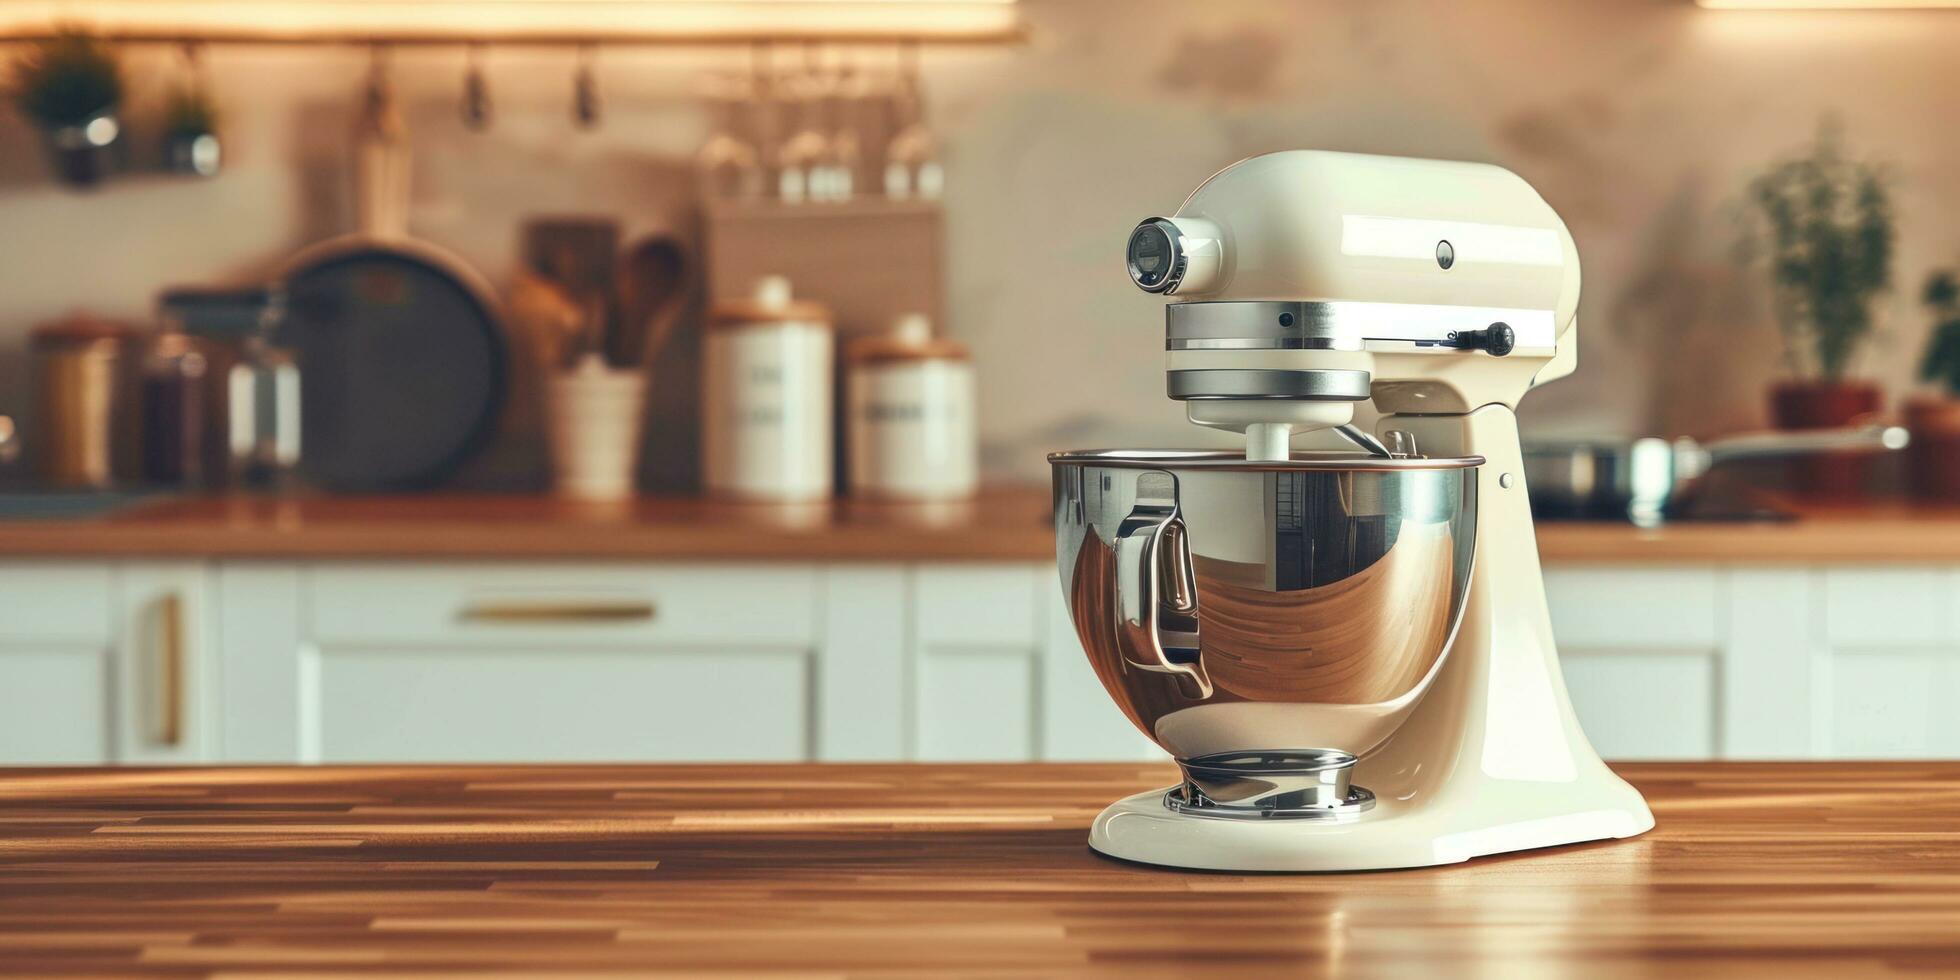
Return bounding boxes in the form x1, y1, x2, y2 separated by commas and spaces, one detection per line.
2, 0, 1959, 768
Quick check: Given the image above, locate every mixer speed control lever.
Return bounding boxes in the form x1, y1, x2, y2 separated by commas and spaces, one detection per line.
1451, 322, 1515, 356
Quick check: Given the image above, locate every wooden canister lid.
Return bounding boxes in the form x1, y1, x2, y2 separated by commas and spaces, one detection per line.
29, 312, 140, 347
708, 275, 833, 330
847, 313, 969, 365
849, 335, 969, 364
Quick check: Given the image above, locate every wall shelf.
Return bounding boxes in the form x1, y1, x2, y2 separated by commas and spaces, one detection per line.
0, 0, 1026, 47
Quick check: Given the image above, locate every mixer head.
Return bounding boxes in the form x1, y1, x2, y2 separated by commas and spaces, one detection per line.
1126, 150, 1582, 458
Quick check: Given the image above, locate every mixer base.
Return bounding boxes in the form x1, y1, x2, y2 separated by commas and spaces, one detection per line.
1088, 783, 1652, 872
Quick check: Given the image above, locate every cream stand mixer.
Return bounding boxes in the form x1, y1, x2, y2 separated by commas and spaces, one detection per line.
1049, 150, 1654, 871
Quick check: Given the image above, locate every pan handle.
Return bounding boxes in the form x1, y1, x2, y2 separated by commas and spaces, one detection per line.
1690, 424, 1909, 475
355, 45, 411, 239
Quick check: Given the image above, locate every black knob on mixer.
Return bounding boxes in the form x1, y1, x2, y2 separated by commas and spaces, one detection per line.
1454, 322, 1516, 356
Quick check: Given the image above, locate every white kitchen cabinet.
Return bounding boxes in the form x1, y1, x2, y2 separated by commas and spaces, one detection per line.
113, 563, 220, 764
211, 561, 1154, 765
313, 646, 812, 762
215, 563, 304, 762
9, 556, 1960, 765
1821, 568, 1960, 759
816, 566, 908, 761
224, 562, 844, 764
911, 565, 1041, 762
1547, 565, 1960, 761
909, 564, 1159, 763
0, 563, 116, 763
0, 561, 215, 765
1546, 567, 1722, 761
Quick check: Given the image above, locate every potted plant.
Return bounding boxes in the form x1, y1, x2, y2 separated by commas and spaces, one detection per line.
163, 85, 221, 177
6, 31, 124, 187
1909, 270, 1960, 499
1739, 120, 1896, 497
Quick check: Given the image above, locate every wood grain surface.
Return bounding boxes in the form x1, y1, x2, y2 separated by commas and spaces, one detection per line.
1, 763, 1957, 977
4, 489, 1960, 563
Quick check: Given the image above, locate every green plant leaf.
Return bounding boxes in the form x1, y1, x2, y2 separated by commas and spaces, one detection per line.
1738, 117, 1894, 382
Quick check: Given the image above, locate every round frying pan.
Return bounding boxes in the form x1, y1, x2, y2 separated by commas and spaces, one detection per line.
279, 57, 505, 491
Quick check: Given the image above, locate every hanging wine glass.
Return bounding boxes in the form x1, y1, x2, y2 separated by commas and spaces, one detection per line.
774, 45, 831, 204
884, 42, 942, 201
696, 70, 762, 201
818, 49, 862, 202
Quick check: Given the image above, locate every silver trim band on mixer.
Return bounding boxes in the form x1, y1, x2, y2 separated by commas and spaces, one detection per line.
1165, 299, 1559, 351
1046, 449, 1484, 471
1169, 337, 1349, 351
1167, 301, 1363, 351
1166, 368, 1372, 401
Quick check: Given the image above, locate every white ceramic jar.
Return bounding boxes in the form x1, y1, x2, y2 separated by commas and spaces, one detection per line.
702, 276, 834, 500
847, 313, 977, 500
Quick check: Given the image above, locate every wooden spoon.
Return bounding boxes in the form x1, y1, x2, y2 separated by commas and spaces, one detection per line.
614, 235, 689, 368
507, 272, 585, 372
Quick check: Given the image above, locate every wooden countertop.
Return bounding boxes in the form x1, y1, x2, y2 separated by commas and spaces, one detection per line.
3, 490, 1960, 563
1, 762, 1955, 975
0, 491, 1059, 562
1531, 503, 1960, 563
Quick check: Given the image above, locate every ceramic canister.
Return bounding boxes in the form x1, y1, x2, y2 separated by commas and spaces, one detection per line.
847, 314, 977, 500
548, 353, 648, 502
702, 276, 834, 500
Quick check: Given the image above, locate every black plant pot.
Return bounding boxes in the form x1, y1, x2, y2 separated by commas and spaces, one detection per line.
43, 110, 121, 188
165, 130, 221, 177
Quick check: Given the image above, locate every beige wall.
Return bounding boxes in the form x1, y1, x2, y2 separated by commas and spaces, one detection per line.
3, 0, 1958, 483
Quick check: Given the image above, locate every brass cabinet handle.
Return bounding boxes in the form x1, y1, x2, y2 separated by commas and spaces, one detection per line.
458, 600, 657, 623
155, 593, 184, 746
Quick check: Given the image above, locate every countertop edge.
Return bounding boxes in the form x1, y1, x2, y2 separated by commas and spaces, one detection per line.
3, 491, 1960, 564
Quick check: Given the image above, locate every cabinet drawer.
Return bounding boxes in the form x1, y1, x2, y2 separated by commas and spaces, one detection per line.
0, 563, 113, 643
310, 646, 811, 762
1823, 568, 1954, 646
915, 565, 1040, 646
306, 563, 819, 647
1545, 566, 1719, 648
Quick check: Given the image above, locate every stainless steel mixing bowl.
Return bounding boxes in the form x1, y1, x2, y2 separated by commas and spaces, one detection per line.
1050, 450, 1481, 771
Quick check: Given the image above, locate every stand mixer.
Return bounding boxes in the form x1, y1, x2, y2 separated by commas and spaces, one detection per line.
1050, 150, 1654, 871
